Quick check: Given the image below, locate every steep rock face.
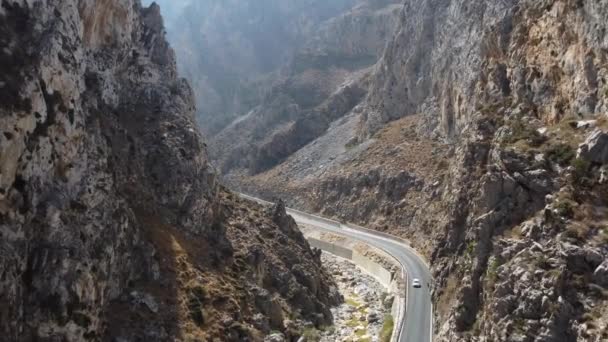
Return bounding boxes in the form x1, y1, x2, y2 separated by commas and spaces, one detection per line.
152, 0, 360, 135
225, 0, 608, 341
360, 1, 608, 340
213, 75, 370, 174
0, 1, 338, 341
363, 0, 608, 138
210, 0, 403, 176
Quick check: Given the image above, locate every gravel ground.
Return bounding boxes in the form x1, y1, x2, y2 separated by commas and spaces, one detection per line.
318, 252, 392, 342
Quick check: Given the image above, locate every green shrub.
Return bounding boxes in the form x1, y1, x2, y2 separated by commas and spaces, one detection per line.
465, 241, 477, 257
597, 227, 608, 245
555, 200, 575, 219
534, 254, 552, 270
546, 143, 576, 166
486, 258, 500, 288
504, 119, 546, 147
571, 158, 591, 184
345, 139, 360, 150
187, 286, 207, 326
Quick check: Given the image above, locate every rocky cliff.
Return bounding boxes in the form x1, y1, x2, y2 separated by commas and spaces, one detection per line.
0, 1, 339, 341
209, 0, 403, 176
225, 0, 608, 341
363, 0, 608, 138
151, 0, 361, 136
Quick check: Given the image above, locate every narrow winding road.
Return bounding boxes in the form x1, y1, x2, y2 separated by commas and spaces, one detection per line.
241, 194, 433, 342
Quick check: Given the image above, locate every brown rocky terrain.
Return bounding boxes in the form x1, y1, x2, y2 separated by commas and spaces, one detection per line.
223, 0, 608, 341
0, 1, 339, 341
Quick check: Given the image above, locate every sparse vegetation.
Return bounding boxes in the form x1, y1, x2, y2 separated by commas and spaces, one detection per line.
354, 326, 369, 337
504, 225, 523, 240
534, 254, 551, 270
437, 274, 460, 319
471, 319, 482, 336
564, 222, 590, 241
503, 117, 546, 148
346, 317, 361, 328
486, 257, 500, 288
597, 115, 608, 130
301, 327, 322, 342
188, 286, 206, 326
345, 138, 361, 150
513, 317, 526, 334
465, 241, 477, 257
379, 292, 390, 310
555, 199, 576, 219
380, 315, 394, 342
600, 227, 608, 244
548, 269, 562, 279
437, 159, 449, 170
582, 309, 602, 322
571, 157, 591, 184
345, 297, 361, 307
546, 143, 576, 166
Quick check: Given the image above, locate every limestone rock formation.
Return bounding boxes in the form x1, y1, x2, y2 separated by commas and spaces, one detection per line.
150, 0, 362, 135
219, 1, 608, 341
0, 1, 339, 341
578, 129, 608, 164
205, 0, 403, 175
364, 0, 608, 138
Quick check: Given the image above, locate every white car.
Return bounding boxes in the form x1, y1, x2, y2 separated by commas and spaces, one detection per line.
412, 278, 422, 288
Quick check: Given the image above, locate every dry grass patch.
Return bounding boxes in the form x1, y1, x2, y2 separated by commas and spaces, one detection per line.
379, 314, 394, 342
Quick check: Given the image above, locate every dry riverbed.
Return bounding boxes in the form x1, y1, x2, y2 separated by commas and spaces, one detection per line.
307, 252, 393, 342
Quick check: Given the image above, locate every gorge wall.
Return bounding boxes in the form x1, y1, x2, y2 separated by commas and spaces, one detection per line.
147, 0, 404, 175
0, 1, 340, 341
212, 0, 608, 341
209, 0, 404, 176
149, 0, 362, 136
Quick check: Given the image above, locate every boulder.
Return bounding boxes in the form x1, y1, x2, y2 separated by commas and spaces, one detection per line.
577, 129, 608, 164
564, 244, 603, 274
366, 311, 380, 324
252, 313, 270, 333
264, 332, 286, 342
593, 259, 608, 287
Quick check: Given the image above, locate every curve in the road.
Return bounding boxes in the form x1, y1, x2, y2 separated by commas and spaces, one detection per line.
240, 194, 433, 342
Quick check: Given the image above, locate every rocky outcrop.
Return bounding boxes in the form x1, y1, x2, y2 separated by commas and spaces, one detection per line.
207, 0, 403, 175
214, 77, 369, 174
220, 0, 608, 341
311, 168, 423, 226
363, 0, 608, 138
152, 0, 361, 135
356, 2, 608, 338
595, 260, 608, 287
0, 1, 339, 341
359, 1, 608, 338
578, 129, 608, 164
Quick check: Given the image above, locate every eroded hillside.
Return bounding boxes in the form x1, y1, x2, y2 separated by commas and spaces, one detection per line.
209, 0, 403, 176
151, 0, 363, 135
223, 0, 608, 341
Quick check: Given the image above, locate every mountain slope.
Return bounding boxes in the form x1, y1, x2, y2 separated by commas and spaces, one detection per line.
0, 1, 338, 341
224, 0, 608, 340
209, 0, 403, 176
151, 0, 362, 136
